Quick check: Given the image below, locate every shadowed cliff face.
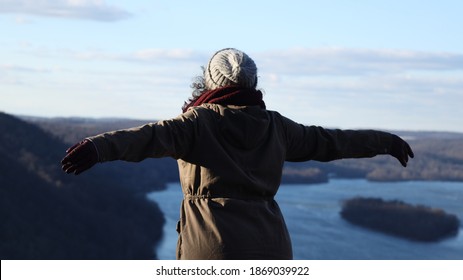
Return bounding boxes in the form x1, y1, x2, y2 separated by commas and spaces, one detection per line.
0, 112, 165, 260
340, 197, 460, 242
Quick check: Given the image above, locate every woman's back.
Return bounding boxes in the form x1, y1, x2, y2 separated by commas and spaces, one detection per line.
175, 103, 293, 259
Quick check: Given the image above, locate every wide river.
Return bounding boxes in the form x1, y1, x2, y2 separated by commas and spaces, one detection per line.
147, 179, 463, 260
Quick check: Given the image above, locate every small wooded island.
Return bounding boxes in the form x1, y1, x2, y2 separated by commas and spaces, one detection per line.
340, 197, 460, 242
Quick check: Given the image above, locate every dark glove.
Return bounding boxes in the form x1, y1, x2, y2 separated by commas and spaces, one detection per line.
390, 135, 414, 167
61, 139, 99, 175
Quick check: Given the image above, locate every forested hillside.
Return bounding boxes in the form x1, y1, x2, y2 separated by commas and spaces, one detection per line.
0, 113, 165, 259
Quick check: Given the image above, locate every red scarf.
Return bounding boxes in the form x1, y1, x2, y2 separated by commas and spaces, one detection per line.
183, 86, 266, 113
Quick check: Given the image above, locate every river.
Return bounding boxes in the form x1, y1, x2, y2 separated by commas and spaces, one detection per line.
147, 179, 463, 260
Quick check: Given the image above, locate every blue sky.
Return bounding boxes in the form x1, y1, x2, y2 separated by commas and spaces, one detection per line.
1, 0, 462, 132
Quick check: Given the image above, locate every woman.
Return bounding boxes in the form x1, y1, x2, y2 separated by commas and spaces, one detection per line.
61, 48, 414, 260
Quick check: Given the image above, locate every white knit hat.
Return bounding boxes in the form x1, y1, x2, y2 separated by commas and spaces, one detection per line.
205, 48, 258, 90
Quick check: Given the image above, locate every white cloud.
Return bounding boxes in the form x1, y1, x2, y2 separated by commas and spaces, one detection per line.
133, 49, 200, 61
23, 45, 463, 76
0, 63, 52, 73
19, 46, 206, 65
0, 63, 48, 84
253, 48, 463, 106
255, 48, 463, 76
0, 0, 132, 21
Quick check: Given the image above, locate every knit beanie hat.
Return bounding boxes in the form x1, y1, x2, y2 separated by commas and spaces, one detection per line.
205, 48, 258, 90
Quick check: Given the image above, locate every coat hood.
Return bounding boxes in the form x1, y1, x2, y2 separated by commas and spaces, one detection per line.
208, 104, 271, 150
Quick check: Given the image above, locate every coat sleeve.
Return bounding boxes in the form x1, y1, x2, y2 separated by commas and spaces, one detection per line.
280, 115, 393, 162
87, 112, 198, 162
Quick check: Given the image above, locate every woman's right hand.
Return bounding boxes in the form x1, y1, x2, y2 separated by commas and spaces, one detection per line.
61, 139, 99, 175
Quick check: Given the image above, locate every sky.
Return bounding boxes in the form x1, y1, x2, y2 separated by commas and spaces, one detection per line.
1, 0, 462, 132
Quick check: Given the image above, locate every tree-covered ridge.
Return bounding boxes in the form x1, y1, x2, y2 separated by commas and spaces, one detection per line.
0, 113, 165, 259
